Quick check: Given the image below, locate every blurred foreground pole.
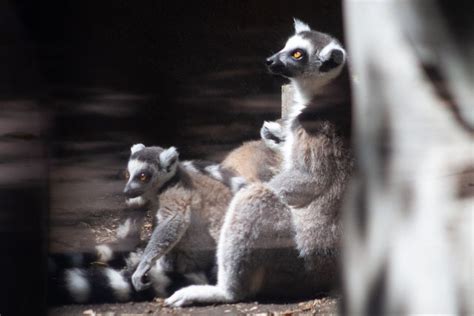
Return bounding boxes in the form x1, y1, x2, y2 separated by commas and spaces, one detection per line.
342, 0, 473, 314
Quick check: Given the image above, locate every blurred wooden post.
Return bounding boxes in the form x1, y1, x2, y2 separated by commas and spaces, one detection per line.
281, 84, 294, 119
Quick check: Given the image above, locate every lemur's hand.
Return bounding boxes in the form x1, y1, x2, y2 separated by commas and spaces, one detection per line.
132, 261, 152, 291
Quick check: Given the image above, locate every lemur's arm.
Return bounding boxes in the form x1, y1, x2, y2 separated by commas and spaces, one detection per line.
131, 207, 190, 291
269, 168, 329, 208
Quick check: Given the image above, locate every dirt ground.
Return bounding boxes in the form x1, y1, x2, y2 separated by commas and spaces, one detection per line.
49, 297, 339, 316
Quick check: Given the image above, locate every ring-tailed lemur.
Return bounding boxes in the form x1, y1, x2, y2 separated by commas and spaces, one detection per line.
90, 121, 284, 267
152, 121, 284, 199
48, 119, 287, 305
220, 120, 284, 183
165, 18, 353, 307
49, 144, 244, 304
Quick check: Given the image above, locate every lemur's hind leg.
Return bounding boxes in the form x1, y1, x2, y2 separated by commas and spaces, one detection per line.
165, 183, 293, 306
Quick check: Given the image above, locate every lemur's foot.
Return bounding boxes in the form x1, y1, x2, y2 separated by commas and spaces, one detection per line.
165, 285, 234, 307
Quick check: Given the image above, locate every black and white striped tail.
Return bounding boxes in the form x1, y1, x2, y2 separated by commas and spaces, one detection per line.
48, 215, 145, 304
48, 252, 213, 304
48, 218, 214, 304
49, 214, 144, 273
181, 160, 247, 193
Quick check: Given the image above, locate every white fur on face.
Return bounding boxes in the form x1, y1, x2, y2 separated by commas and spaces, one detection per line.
65, 268, 90, 303
293, 18, 311, 33
126, 196, 146, 207
127, 159, 147, 183
283, 35, 315, 56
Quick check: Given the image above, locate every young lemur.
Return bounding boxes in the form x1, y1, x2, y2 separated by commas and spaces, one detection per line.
94, 120, 283, 267
165, 18, 353, 306
220, 120, 284, 183
50, 144, 240, 303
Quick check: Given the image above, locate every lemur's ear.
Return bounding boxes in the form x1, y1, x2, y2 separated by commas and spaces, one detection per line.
131, 143, 145, 154
293, 18, 311, 34
319, 42, 346, 72
329, 49, 345, 65
159, 147, 179, 171
320, 42, 346, 62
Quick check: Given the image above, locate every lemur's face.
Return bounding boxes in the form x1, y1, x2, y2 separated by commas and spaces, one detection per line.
123, 144, 179, 199
266, 19, 346, 81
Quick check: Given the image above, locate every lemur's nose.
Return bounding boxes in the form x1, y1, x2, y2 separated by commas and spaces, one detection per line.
265, 58, 275, 66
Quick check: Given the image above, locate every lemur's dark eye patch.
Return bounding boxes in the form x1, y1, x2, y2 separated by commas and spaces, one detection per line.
291, 49, 304, 60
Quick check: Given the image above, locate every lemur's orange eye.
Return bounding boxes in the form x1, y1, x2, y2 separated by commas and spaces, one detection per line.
124, 171, 130, 179
139, 173, 148, 182
291, 50, 303, 60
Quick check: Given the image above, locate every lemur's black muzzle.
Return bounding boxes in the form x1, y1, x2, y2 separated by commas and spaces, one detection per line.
123, 185, 142, 199
265, 54, 286, 75
265, 57, 275, 66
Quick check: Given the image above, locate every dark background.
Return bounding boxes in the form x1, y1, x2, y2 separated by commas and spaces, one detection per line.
0, 1, 346, 315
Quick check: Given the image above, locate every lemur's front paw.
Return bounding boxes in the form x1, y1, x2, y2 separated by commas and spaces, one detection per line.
132, 267, 152, 291
260, 121, 285, 151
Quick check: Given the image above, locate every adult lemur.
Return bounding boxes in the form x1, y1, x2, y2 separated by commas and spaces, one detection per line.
165, 18, 353, 306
